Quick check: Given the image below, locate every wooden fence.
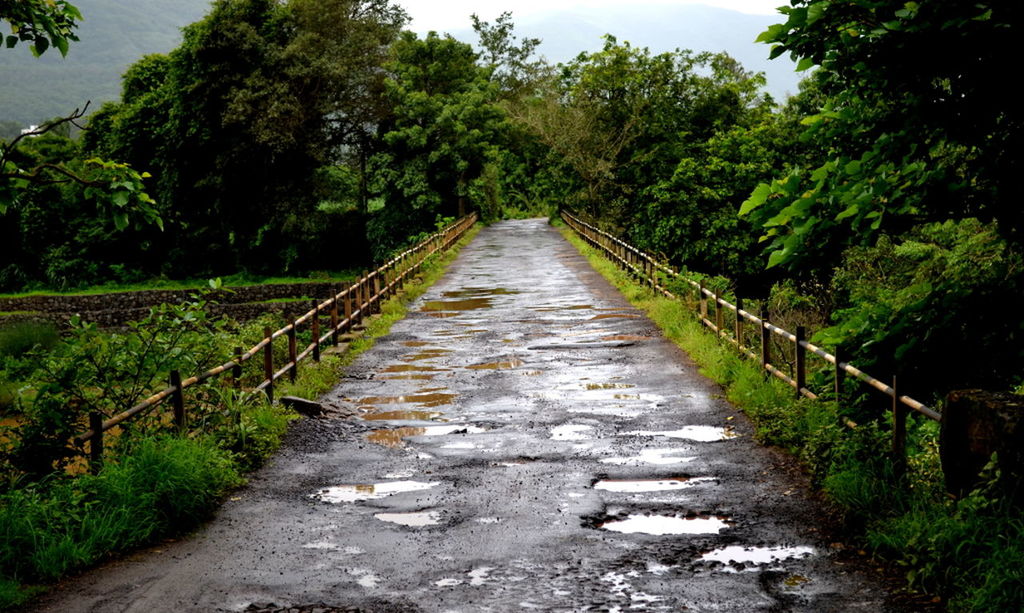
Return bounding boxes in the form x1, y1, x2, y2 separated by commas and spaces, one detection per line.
75, 213, 479, 469
562, 210, 940, 470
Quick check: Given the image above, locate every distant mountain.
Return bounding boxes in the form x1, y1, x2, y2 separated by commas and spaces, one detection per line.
439, 3, 802, 102
0, 0, 213, 127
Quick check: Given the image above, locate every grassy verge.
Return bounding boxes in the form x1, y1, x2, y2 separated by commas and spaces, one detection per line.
0, 225, 481, 609
559, 222, 1024, 613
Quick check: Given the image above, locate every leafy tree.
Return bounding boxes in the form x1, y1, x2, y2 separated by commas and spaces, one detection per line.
0, 0, 81, 56
741, 1, 1024, 271
367, 31, 506, 258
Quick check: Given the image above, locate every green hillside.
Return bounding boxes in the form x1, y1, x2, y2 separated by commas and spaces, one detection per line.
0, 0, 212, 127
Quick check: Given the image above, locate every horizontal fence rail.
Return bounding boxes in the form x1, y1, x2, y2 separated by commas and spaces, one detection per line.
562, 210, 939, 468
75, 213, 479, 469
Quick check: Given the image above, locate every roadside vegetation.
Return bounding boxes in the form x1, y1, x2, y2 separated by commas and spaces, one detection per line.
0, 225, 479, 609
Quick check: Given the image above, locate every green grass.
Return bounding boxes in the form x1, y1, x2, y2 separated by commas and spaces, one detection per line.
559, 222, 1024, 612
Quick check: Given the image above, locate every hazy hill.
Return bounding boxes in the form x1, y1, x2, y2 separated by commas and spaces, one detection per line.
0, 0, 213, 127
442, 4, 802, 102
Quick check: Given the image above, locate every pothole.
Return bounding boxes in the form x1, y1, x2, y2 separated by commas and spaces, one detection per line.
699, 545, 815, 570
584, 383, 636, 390
600, 449, 697, 465
593, 477, 715, 493
311, 481, 440, 503
422, 298, 493, 311
597, 513, 732, 535
358, 392, 456, 408
374, 510, 441, 526
466, 358, 525, 370
361, 410, 445, 421
366, 425, 487, 448
623, 426, 738, 442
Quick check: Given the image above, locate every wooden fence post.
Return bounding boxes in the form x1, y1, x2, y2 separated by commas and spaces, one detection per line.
795, 326, 806, 399
735, 297, 744, 348
330, 287, 340, 346
834, 346, 845, 404
311, 299, 321, 362
232, 346, 242, 390
263, 326, 274, 404
343, 284, 353, 332
89, 411, 104, 473
714, 289, 724, 335
373, 272, 381, 314
892, 376, 907, 476
287, 318, 298, 383
698, 280, 706, 320
170, 369, 185, 432
760, 307, 770, 373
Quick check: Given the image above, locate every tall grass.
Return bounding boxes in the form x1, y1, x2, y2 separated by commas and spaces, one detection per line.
559, 223, 1024, 612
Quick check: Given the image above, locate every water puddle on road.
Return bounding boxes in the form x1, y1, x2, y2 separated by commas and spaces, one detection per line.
402, 349, 453, 362
623, 426, 738, 442
366, 425, 487, 448
358, 392, 455, 408
699, 545, 815, 569
584, 383, 635, 390
466, 358, 525, 370
442, 287, 518, 298
532, 304, 594, 312
361, 410, 445, 421
422, 298, 493, 312
601, 335, 653, 342
381, 364, 450, 373
600, 449, 697, 466
311, 480, 440, 503
600, 514, 732, 535
593, 477, 715, 493
590, 313, 642, 321
379, 374, 438, 381
374, 510, 441, 527
402, 340, 432, 347
550, 424, 594, 440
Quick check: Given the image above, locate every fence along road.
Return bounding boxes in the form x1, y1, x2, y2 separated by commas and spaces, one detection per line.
31, 218, 911, 613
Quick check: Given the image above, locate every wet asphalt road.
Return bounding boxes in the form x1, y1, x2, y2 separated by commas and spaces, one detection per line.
32, 219, 904, 612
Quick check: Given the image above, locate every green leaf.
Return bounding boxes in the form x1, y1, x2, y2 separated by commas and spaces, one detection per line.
796, 57, 815, 72
739, 183, 771, 216
55, 36, 69, 57
111, 191, 130, 207
844, 160, 862, 175
755, 24, 785, 43
766, 248, 789, 268
5, 36, 17, 49
33, 37, 49, 56
807, 2, 826, 24
113, 212, 129, 231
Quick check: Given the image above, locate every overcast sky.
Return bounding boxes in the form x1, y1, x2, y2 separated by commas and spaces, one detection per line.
402, 0, 784, 33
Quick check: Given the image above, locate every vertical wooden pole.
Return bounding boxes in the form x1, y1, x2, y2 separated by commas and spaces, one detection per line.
795, 325, 806, 399
735, 297, 744, 348
89, 411, 104, 473
760, 307, 770, 373
263, 326, 274, 404
312, 300, 321, 362
170, 369, 185, 432
714, 289, 724, 335
373, 273, 381, 314
834, 346, 845, 404
287, 319, 297, 383
892, 376, 907, 477
232, 346, 242, 390
330, 287, 340, 346
343, 284, 353, 332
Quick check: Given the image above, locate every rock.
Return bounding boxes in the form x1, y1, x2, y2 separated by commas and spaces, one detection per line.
941, 389, 1024, 501
280, 395, 323, 417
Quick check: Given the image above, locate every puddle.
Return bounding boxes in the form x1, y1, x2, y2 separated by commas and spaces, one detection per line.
584, 383, 635, 390
441, 441, 476, 449
422, 298, 493, 311
402, 340, 432, 347
380, 374, 438, 381
349, 568, 380, 588
402, 349, 453, 362
374, 510, 441, 526
381, 364, 449, 373
435, 578, 462, 587
358, 393, 456, 408
361, 410, 445, 421
613, 393, 641, 400
367, 425, 487, 448
442, 287, 518, 298
599, 514, 732, 535
590, 313, 642, 320
532, 304, 594, 312
601, 335, 652, 342
466, 358, 525, 370
699, 545, 814, 568
550, 424, 594, 440
476, 516, 502, 524
311, 480, 440, 503
384, 469, 416, 479
594, 477, 715, 493
600, 449, 697, 465
469, 567, 493, 586
624, 426, 738, 442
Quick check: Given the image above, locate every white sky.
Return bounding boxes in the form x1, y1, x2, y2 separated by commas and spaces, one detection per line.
402, 0, 784, 33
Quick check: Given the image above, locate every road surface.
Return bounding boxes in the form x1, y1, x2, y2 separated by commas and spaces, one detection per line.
32, 219, 906, 612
